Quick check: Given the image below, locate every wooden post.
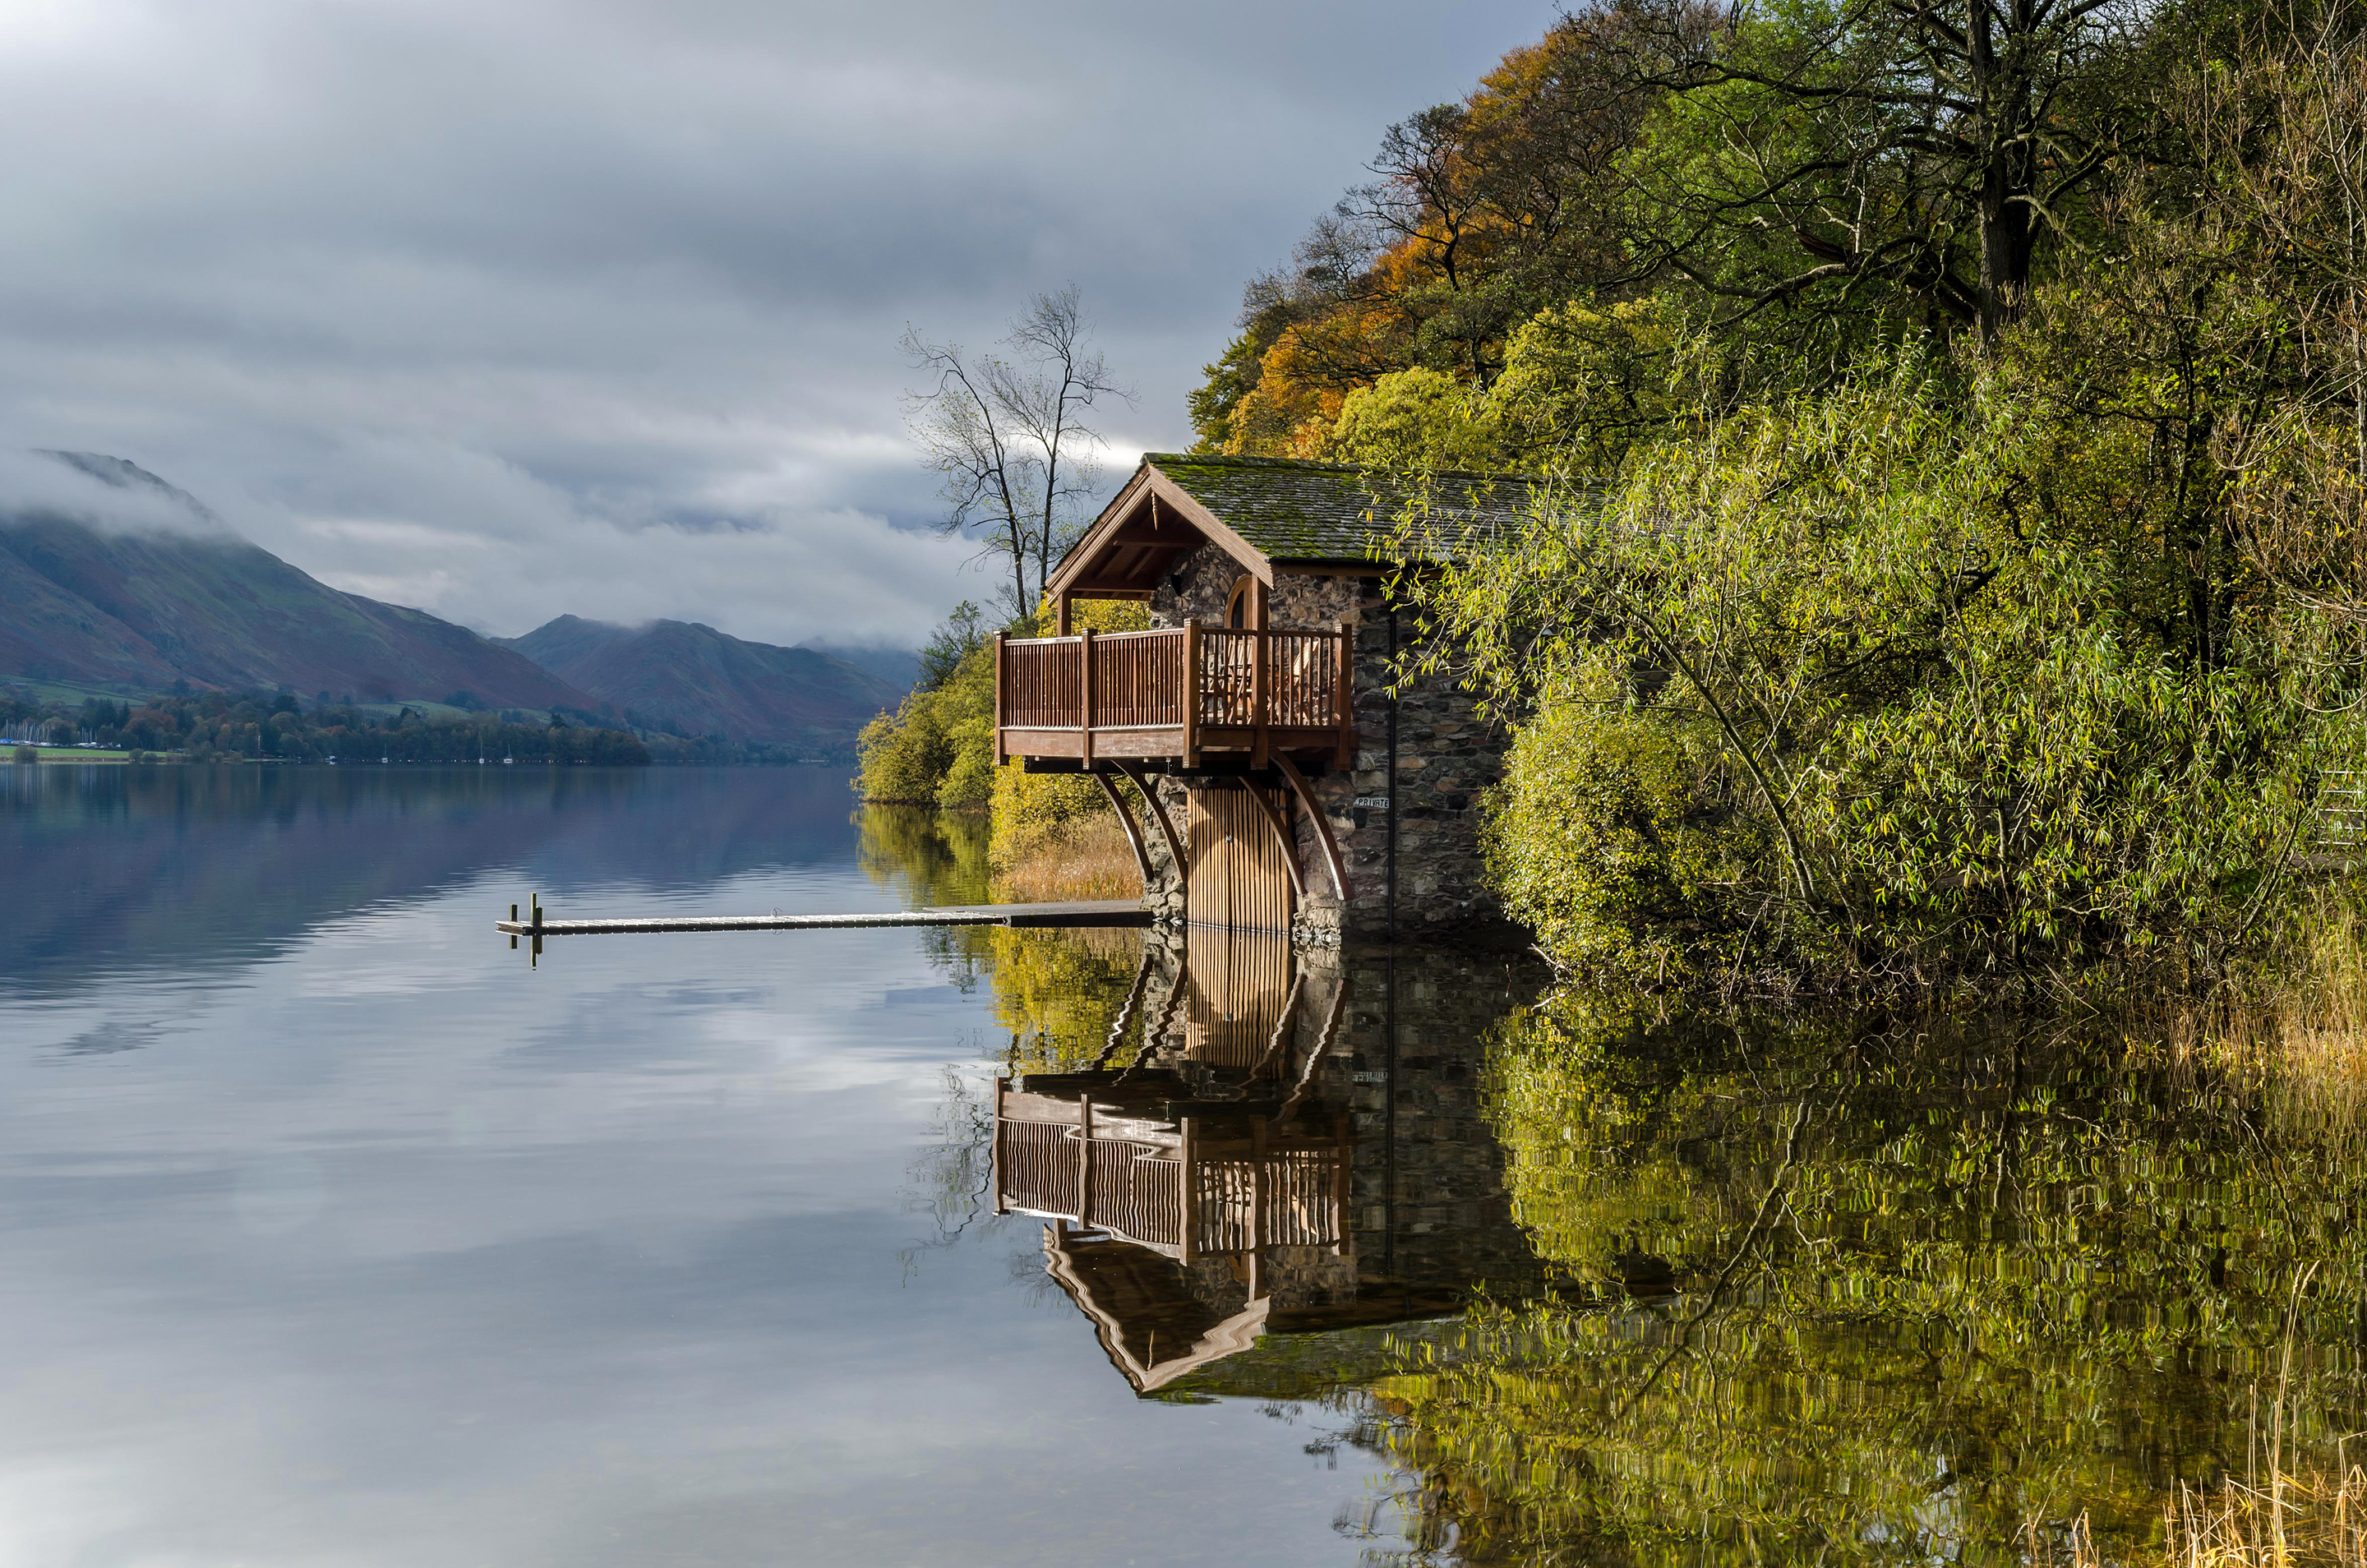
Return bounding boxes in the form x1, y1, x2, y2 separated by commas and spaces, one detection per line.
1331, 1109, 1352, 1256
1092, 770, 1155, 887
1248, 1115, 1268, 1299
1077, 1091, 1094, 1228
1079, 627, 1096, 769
992, 1077, 1009, 1215
1183, 622, 1202, 769
994, 631, 1008, 765
1054, 591, 1073, 636
1334, 619, 1354, 769
1250, 627, 1268, 772
1179, 1114, 1198, 1261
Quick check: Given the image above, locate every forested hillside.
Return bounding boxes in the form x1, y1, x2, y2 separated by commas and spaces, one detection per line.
499, 616, 898, 750
1181, 0, 2367, 995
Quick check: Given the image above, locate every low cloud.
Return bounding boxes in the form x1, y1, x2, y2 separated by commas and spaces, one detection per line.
0, 450, 235, 537
0, 0, 1549, 648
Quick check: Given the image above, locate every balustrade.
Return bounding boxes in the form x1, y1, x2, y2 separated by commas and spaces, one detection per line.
995, 623, 1352, 763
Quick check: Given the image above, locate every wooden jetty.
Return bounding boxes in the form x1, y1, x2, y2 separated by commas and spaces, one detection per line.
494, 899, 1149, 938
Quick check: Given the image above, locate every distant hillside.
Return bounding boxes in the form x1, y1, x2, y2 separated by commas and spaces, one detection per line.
801, 642, 920, 695
499, 616, 900, 745
0, 453, 600, 711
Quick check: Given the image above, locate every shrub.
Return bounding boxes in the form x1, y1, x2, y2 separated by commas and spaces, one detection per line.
1483, 666, 1768, 984
11, 745, 35, 766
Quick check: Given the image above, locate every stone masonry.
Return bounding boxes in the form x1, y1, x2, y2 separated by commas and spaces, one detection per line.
1139, 542, 1513, 946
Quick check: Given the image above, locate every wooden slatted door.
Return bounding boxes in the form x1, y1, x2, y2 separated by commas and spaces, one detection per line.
1184, 929, 1294, 1066
1184, 783, 1295, 933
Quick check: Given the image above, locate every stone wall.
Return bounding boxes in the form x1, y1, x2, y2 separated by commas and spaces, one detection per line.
1317, 947, 1558, 1301
1139, 542, 1512, 945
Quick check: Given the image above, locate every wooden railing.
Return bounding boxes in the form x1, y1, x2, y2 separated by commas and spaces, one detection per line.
998, 623, 1352, 763
1193, 1149, 1344, 1256
996, 1117, 1185, 1252
994, 1086, 1349, 1261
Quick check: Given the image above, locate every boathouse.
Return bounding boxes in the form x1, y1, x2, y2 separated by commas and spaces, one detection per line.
994, 454, 1544, 943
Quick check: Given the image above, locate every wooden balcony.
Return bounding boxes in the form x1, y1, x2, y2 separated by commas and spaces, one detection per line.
993, 1081, 1351, 1264
995, 624, 1354, 771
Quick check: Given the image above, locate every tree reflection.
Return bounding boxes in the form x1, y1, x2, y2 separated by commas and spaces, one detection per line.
1329, 998, 2367, 1565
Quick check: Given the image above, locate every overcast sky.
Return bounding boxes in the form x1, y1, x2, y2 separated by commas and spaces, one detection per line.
0, 0, 1551, 650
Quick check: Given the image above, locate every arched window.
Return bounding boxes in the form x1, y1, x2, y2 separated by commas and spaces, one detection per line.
1225, 576, 1255, 630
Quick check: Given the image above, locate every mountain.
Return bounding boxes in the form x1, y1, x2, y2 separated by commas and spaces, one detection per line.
800, 642, 920, 695
0, 453, 600, 710
498, 616, 900, 745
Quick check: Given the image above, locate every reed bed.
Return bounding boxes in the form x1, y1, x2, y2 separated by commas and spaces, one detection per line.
990, 812, 1143, 904
2157, 1469, 2367, 1566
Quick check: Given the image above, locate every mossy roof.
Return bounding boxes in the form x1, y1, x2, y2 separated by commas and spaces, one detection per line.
1141, 454, 1548, 565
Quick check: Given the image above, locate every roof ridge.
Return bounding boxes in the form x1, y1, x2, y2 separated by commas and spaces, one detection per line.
1142, 452, 1543, 487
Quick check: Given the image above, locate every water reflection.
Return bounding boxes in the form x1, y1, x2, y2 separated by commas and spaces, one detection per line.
1313, 1001, 2367, 1564
930, 891, 2367, 1561
16, 777, 2365, 1565
0, 763, 863, 996
981, 929, 1559, 1396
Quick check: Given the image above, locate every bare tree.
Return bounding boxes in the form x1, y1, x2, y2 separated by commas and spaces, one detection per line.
902, 287, 1132, 618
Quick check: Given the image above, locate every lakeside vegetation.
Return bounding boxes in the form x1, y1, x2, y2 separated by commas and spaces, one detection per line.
860, 3, 2367, 1010
1158, 0, 2367, 1006
2, 688, 654, 765
857, 599, 1150, 901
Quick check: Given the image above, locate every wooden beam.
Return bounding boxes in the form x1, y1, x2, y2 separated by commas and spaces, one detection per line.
1092, 769, 1155, 889
1055, 592, 1073, 636
1331, 1109, 1352, 1257
993, 1076, 1008, 1215
1238, 778, 1305, 899
1250, 626, 1268, 772
1077, 1092, 1095, 1226
1078, 628, 1096, 768
1332, 620, 1354, 769
1248, 1115, 1268, 1300
1114, 761, 1185, 888
1179, 1113, 1198, 1263
1091, 938, 1158, 1069
1274, 753, 1349, 903
1183, 623, 1202, 769
1139, 462, 1276, 587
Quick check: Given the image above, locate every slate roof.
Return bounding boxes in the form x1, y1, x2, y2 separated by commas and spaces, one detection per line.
1141, 453, 1549, 565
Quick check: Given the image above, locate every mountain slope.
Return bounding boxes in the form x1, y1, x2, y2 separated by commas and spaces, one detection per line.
499, 616, 898, 745
0, 454, 602, 710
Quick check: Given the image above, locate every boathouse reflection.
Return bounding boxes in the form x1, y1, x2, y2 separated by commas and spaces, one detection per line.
993, 932, 1552, 1392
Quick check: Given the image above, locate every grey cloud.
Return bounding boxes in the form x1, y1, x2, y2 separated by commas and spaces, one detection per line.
0, 449, 231, 535
0, 0, 1552, 647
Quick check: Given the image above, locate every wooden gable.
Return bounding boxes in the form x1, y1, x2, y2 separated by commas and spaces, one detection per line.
1049, 462, 1275, 602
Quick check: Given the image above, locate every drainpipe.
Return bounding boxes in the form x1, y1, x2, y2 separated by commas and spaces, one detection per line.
1383, 601, 1400, 1279
1387, 605, 1400, 946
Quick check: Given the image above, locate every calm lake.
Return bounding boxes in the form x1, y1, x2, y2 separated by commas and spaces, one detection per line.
5, 763, 2365, 1566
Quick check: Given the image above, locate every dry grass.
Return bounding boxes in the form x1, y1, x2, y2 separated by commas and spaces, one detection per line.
2267, 892, 2367, 1100
2159, 1469, 2367, 1566
990, 812, 1144, 905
